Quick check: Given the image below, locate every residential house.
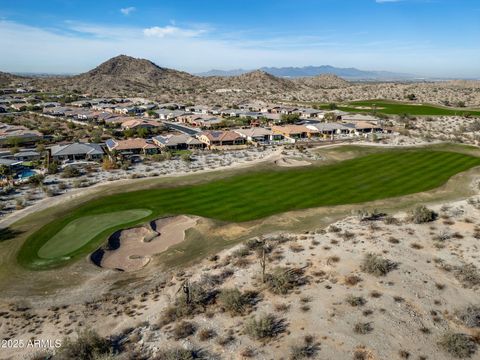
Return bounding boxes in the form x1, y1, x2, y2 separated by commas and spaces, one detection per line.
49, 143, 104, 161
305, 122, 352, 138
197, 130, 246, 148
343, 121, 384, 135
271, 125, 319, 140
13, 150, 41, 161
300, 108, 324, 118
120, 119, 162, 130
0, 123, 43, 146
105, 138, 159, 155
153, 134, 205, 150
234, 127, 284, 144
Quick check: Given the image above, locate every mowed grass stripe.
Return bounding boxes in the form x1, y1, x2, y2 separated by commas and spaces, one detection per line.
17, 150, 480, 270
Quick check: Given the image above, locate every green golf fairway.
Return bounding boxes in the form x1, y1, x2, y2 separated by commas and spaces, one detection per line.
319, 100, 480, 116
17, 150, 480, 270
37, 209, 151, 259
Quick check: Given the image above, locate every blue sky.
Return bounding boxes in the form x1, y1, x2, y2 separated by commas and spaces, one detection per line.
0, 0, 479, 77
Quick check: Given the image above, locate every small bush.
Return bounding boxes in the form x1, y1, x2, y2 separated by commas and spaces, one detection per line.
455, 305, 480, 328
353, 322, 373, 334
244, 313, 284, 341
197, 328, 216, 341
61, 166, 81, 178
438, 332, 477, 358
408, 205, 437, 224
289, 335, 320, 359
454, 264, 480, 288
265, 267, 306, 295
361, 253, 396, 277
345, 295, 366, 307
154, 347, 202, 360
55, 329, 112, 360
217, 288, 248, 316
172, 321, 196, 340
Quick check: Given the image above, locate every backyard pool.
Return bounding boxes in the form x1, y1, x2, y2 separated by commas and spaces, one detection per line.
15, 169, 37, 179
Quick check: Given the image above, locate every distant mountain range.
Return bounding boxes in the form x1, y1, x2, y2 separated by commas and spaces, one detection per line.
197, 65, 419, 81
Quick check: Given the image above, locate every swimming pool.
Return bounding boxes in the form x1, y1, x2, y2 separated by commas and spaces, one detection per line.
15, 169, 37, 179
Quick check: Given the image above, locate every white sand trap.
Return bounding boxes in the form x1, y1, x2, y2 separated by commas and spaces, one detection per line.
274, 157, 311, 167
99, 215, 198, 272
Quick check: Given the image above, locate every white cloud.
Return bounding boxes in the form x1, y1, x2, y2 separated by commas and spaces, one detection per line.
143, 25, 206, 38
120, 7, 136, 15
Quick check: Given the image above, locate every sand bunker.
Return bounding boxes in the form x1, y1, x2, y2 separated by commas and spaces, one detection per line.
274, 157, 311, 167
92, 215, 198, 272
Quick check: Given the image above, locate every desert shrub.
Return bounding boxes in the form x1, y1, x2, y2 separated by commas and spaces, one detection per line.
344, 274, 362, 286
455, 305, 480, 328
232, 246, 250, 258
408, 205, 437, 224
353, 208, 383, 221
159, 282, 216, 325
265, 267, 306, 295
154, 347, 203, 360
61, 166, 81, 178
454, 264, 480, 288
384, 216, 400, 225
55, 329, 112, 360
438, 332, 477, 358
361, 253, 396, 277
244, 313, 284, 341
345, 295, 366, 307
217, 288, 248, 316
172, 321, 196, 340
289, 335, 320, 359
353, 322, 373, 334
28, 351, 53, 360
197, 328, 216, 341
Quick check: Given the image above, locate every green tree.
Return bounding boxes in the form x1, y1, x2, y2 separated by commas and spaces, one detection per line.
280, 113, 300, 124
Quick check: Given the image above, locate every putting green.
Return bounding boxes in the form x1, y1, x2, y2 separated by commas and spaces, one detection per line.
17, 150, 480, 270
38, 209, 151, 259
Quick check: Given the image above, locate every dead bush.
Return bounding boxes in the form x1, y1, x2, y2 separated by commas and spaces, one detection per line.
408, 205, 437, 224
361, 253, 396, 277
